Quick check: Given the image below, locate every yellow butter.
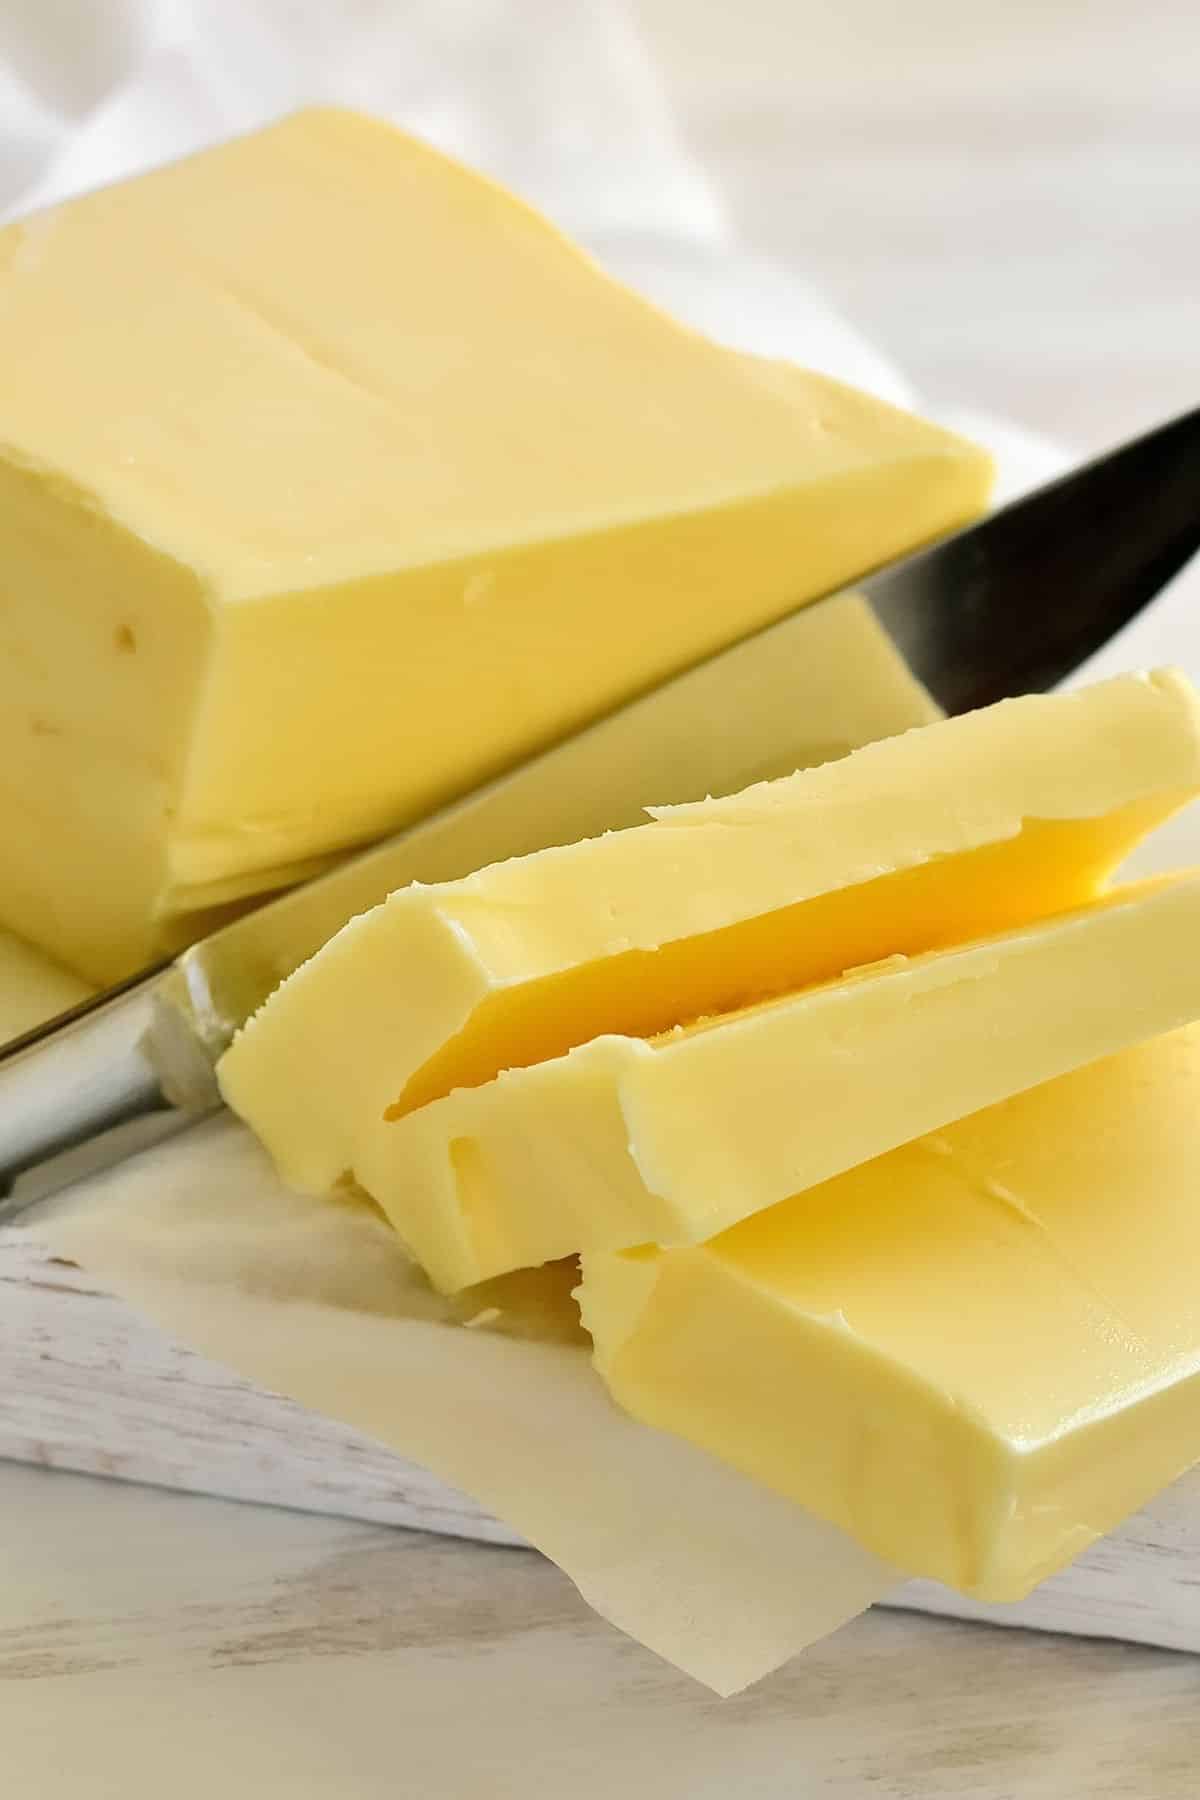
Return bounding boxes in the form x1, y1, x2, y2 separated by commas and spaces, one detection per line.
357, 873, 1200, 1290
579, 1023, 1200, 1601
0, 107, 990, 984
190, 593, 946, 1041
219, 671, 1200, 1202
0, 929, 93, 1041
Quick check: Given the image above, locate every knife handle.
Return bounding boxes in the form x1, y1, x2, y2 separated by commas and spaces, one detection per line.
0, 971, 221, 1223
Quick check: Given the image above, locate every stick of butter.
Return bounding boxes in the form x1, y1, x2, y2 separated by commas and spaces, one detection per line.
578, 1023, 1200, 1602
219, 671, 1200, 1211
354, 873, 1200, 1289
0, 106, 991, 985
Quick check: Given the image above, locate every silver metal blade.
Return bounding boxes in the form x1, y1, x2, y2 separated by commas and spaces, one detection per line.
2, 404, 1197, 1216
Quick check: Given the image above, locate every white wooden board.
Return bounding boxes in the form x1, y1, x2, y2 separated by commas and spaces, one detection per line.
7, 1456, 1199, 1800
4, 1222, 1198, 1655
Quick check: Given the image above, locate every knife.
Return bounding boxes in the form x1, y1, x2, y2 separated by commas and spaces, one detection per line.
2, 403, 1197, 1219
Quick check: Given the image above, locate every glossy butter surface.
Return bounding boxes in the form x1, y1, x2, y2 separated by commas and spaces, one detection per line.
0, 107, 990, 982
580, 1025, 1200, 1600
362, 874, 1200, 1289
220, 672, 1200, 1204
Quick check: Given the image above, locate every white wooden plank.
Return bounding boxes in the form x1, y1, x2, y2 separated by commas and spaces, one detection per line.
1, 1226, 519, 1544
3, 1456, 1199, 1800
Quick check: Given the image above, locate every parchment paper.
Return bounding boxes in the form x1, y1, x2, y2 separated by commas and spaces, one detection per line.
33, 1115, 897, 1694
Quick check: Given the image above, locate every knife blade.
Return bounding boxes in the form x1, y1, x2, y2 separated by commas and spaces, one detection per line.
2, 403, 1197, 1217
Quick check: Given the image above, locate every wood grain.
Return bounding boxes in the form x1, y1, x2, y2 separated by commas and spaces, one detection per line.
0, 1224, 517, 1544
3, 1459, 1200, 1798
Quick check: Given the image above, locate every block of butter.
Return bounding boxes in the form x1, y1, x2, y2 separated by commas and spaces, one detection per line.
0, 931, 93, 1042
0, 106, 991, 985
355, 873, 1200, 1289
219, 671, 1200, 1226
579, 1023, 1200, 1601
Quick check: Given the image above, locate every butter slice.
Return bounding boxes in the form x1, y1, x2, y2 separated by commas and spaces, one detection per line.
358, 874, 1200, 1290
0, 107, 990, 983
219, 671, 1200, 1202
0, 930, 93, 1041
579, 1023, 1200, 1600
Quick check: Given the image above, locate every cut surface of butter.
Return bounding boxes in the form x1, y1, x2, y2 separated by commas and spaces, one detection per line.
178, 593, 945, 1051
579, 1023, 1200, 1601
219, 671, 1200, 1202
356, 873, 1200, 1290
0, 107, 991, 984
0, 930, 93, 1041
